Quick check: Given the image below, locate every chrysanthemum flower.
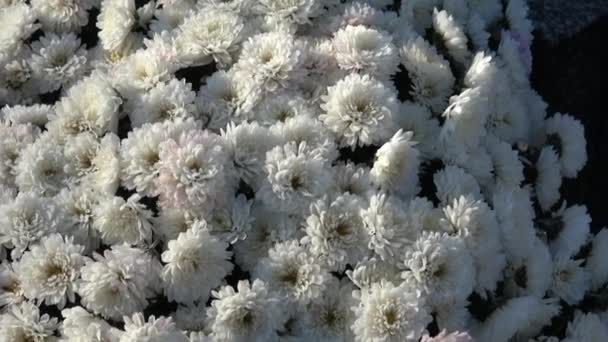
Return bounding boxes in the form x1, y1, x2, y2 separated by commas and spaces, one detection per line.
161, 221, 233, 304
16, 234, 86, 308
93, 194, 154, 246
0, 301, 58, 342
320, 73, 399, 149
120, 313, 189, 342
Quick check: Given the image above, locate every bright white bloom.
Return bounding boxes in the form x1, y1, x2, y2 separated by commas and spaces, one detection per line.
433, 165, 481, 205
129, 78, 198, 127
402, 232, 475, 307
97, 0, 136, 53
175, 8, 246, 66
49, 73, 121, 139
304, 277, 356, 341
303, 194, 368, 271
235, 31, 303, 92
161, 222, 233, 304
207, 280, 285, 342
259, 141, 332, 214
547, 204, 591, 259
352, 280, 431, 342
347, 257, 403, 290
477, 296, 560, 342
321, 73, 398, 149
0, 261, 24, 307
120, 119, 200, 197
420, 330, 474, 342
158, 129, 233, 212
400, 36, 454, 113
0, 192, 64, 259
78, 244, 161, 320
31, 0, 95, 32
63, 133, 121, 195
545, 113, 587, 178
432, 9, 470, 65
120, 313, 189, 342
29, 33, 88, 93
112, 48, 173, 100
371, 129, 420, 198
0, 301, 58, 342
1, 104, 51, 127
0, 3, 38, 65
254, 240, 329, 304
60, 306, 122, 342
93, 194, 154, 246
14, 135, 72, 196
16, 234, 86, 308
256, 0, 322, 25
332, 25, 399, 78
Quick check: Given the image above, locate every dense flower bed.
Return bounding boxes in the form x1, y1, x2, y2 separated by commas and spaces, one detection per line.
0, 0, 606, 341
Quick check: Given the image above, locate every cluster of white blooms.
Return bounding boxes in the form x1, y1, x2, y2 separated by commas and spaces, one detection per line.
0, 0, 605, 341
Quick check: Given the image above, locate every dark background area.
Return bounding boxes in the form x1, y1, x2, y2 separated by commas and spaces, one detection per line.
531, 16, 608, 234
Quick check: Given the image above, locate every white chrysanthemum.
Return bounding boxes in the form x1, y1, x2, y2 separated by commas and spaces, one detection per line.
333, 161, 373, 198
402, 232, 475, 307
0, 3, 38, 65
60, 306, 122, 342
547, 204, 591, 259
433, 165, 481, 205
439, 88, 489, 159
352, 280, 431, 342
323, 1, 397, 34
154, 207, 200, 244
477, 296, 560, 342
440, 195, 505, 294
206, 194, 254, 244
550, 257, 589, 305
1, 104, 51, 127
0, 122, 39, 191
197, 69, 261, 129
397, 101, 441, 159
31, 0, 95, 32
399, 36, 454, 113
64, 133, 121, 195
271, 115, 338, 161
253, 91, 316, 125
258, 141, 332, 214
503, 236, 553, 298
256, 0, 322, 25
220, 121, 278, 190
233, 202, 303, 272
432, 9, 470, 65
347, 257, 403, 290
29, 33, 88, 93
49, 73, 121, 139
371, 129, 420, 198
361, 193, 418, 262
563, 311, 608, 342
93, 194, 154, 246
14, 135, 72, 196
421, 330, 474, 342
302, 277, 356, 341
303, 194, 368, 271
320, 73, 398, 149
484, 134, 524, 190
586, 228, 608, 290
254, 239, 329, 305
332, 25, 398, 78
112, 48, 173, 100
0, 261, 24, 307
0, 192, 64, 259
120, 119, 200, 197
161, 222, 233, 304
175, 8, 246, 66
97, 0, 136, 53
16, 234, 86, 308
121, 313, 188, 342
129, 78, 197, 127
535, 146, 562, 211
545, 113, 587, 178
0, 301, 58, 342
235, 31, 304, 92
78, 244, 161, 320
207, 280, 285, 342
158, 129, 234, 212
